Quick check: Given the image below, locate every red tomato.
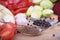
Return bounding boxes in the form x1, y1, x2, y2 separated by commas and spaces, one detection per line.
0, 25, 3, 33
1, 22, 17, 30
0, 22, 17, 40
0, 29, 15, 40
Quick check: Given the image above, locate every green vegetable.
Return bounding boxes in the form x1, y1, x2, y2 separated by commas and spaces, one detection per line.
33, 0, 42, 4
31, 5, 43, 19
26, 6, 34, 17
42, 9, 53, 17
40, 0, 53, 9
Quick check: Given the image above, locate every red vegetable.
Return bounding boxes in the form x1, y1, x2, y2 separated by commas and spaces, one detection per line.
0, 29, 15, 40
0, 22, 17, 40
0, 26, 2, 33
0, 22, 17, 30
12, 7, 28, 15
0, 0, 33, 15
53, 1, 60, 15
58, 16, 60, 21
53, 1, 60, 21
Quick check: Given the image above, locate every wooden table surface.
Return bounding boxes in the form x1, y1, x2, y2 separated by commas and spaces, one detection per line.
13, 23, 60, 40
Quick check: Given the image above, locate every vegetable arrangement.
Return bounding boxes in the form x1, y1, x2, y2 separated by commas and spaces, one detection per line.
0, 0, 60, 40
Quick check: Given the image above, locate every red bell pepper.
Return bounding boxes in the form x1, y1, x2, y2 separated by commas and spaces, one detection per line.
0, 0, 33, 15
12, 7, 28, 15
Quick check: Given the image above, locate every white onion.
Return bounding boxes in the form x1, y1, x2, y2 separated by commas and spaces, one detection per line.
15, 13, 29, 26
